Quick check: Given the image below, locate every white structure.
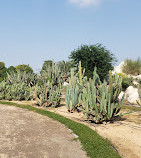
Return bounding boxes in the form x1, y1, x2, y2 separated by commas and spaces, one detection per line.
114, 61, 141, 104
118, 86, 140, 104
125, 86, 139, 104
112, 61, 125, 74
126, 86, 139, 104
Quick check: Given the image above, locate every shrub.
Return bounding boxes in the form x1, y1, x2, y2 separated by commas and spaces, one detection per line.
15, 64, 34, 74
122, 77, 133, 91
117, 73, 132, 91
122, 58, 141, 75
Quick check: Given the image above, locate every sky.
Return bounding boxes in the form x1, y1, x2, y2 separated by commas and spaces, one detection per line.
0, 0, 141, 72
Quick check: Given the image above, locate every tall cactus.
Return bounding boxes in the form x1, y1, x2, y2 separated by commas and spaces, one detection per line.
65, 61, 87, 112
65, 86, 80, 112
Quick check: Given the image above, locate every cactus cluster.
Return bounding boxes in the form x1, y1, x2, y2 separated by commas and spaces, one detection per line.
65, 61, 87, 112
0, 80, 30, 101
81, 69, 125, 123
6, 71, 38, 86
40, 62, 64, 89
48, 85, 61, 107
36, 84, 62, 107
65, 62, 125, 123
65, 86, 81, 112
0, 64, 63, 107
0, 71, 38, 101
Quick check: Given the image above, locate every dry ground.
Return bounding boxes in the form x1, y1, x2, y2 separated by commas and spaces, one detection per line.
0, 104, 88, 158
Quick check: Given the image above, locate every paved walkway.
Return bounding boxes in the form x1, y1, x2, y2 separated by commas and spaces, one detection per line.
0, 104, 87, 158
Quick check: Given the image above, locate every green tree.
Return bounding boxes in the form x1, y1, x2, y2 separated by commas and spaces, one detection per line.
41, 60, 53, 71
69, 44, 117, 81
16, 64, 33, 73
0, 62, 7, 82
7, 66, 16, 73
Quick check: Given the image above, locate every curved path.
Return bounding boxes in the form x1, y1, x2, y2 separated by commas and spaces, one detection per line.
0, 104, 87, 158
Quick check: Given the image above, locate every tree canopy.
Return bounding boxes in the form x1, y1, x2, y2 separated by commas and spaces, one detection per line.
15, 64, 33, 73
0, 62, 7, 82
69, 44, 117, 81
41, 60, 53, 71
7, 66, 16, 73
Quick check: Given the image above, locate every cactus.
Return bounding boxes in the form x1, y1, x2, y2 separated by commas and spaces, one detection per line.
0, 62, 63, 108
108, 71, 122, 102
36, 84, 62, 107
65, 85, 79, 112
48, 85, 61, 107
65, 61, 87, 112
65, 64, 125, 123
40, 62, 64, 89
81, 68, 125, 123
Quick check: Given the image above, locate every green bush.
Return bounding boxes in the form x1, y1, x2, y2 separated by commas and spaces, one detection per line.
117, 73, 132, 91
122, 77, 132, 91
15, 64, 34, 73
122, 58, 141, 75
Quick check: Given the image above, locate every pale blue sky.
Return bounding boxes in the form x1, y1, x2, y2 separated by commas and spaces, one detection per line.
0, 0, 141, 72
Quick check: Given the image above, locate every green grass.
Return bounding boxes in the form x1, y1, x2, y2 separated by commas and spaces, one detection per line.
122, 105, 141, 111
0, 101, 121, 158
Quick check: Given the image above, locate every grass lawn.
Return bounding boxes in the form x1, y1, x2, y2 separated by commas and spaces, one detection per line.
0, 101, 121, 158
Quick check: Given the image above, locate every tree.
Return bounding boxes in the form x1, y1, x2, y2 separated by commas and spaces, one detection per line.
41, 60, 53, 71
15, 64, 33, 73
0, 62, 7, 82
7, 66, 16, 73
69, 44, 117, 81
